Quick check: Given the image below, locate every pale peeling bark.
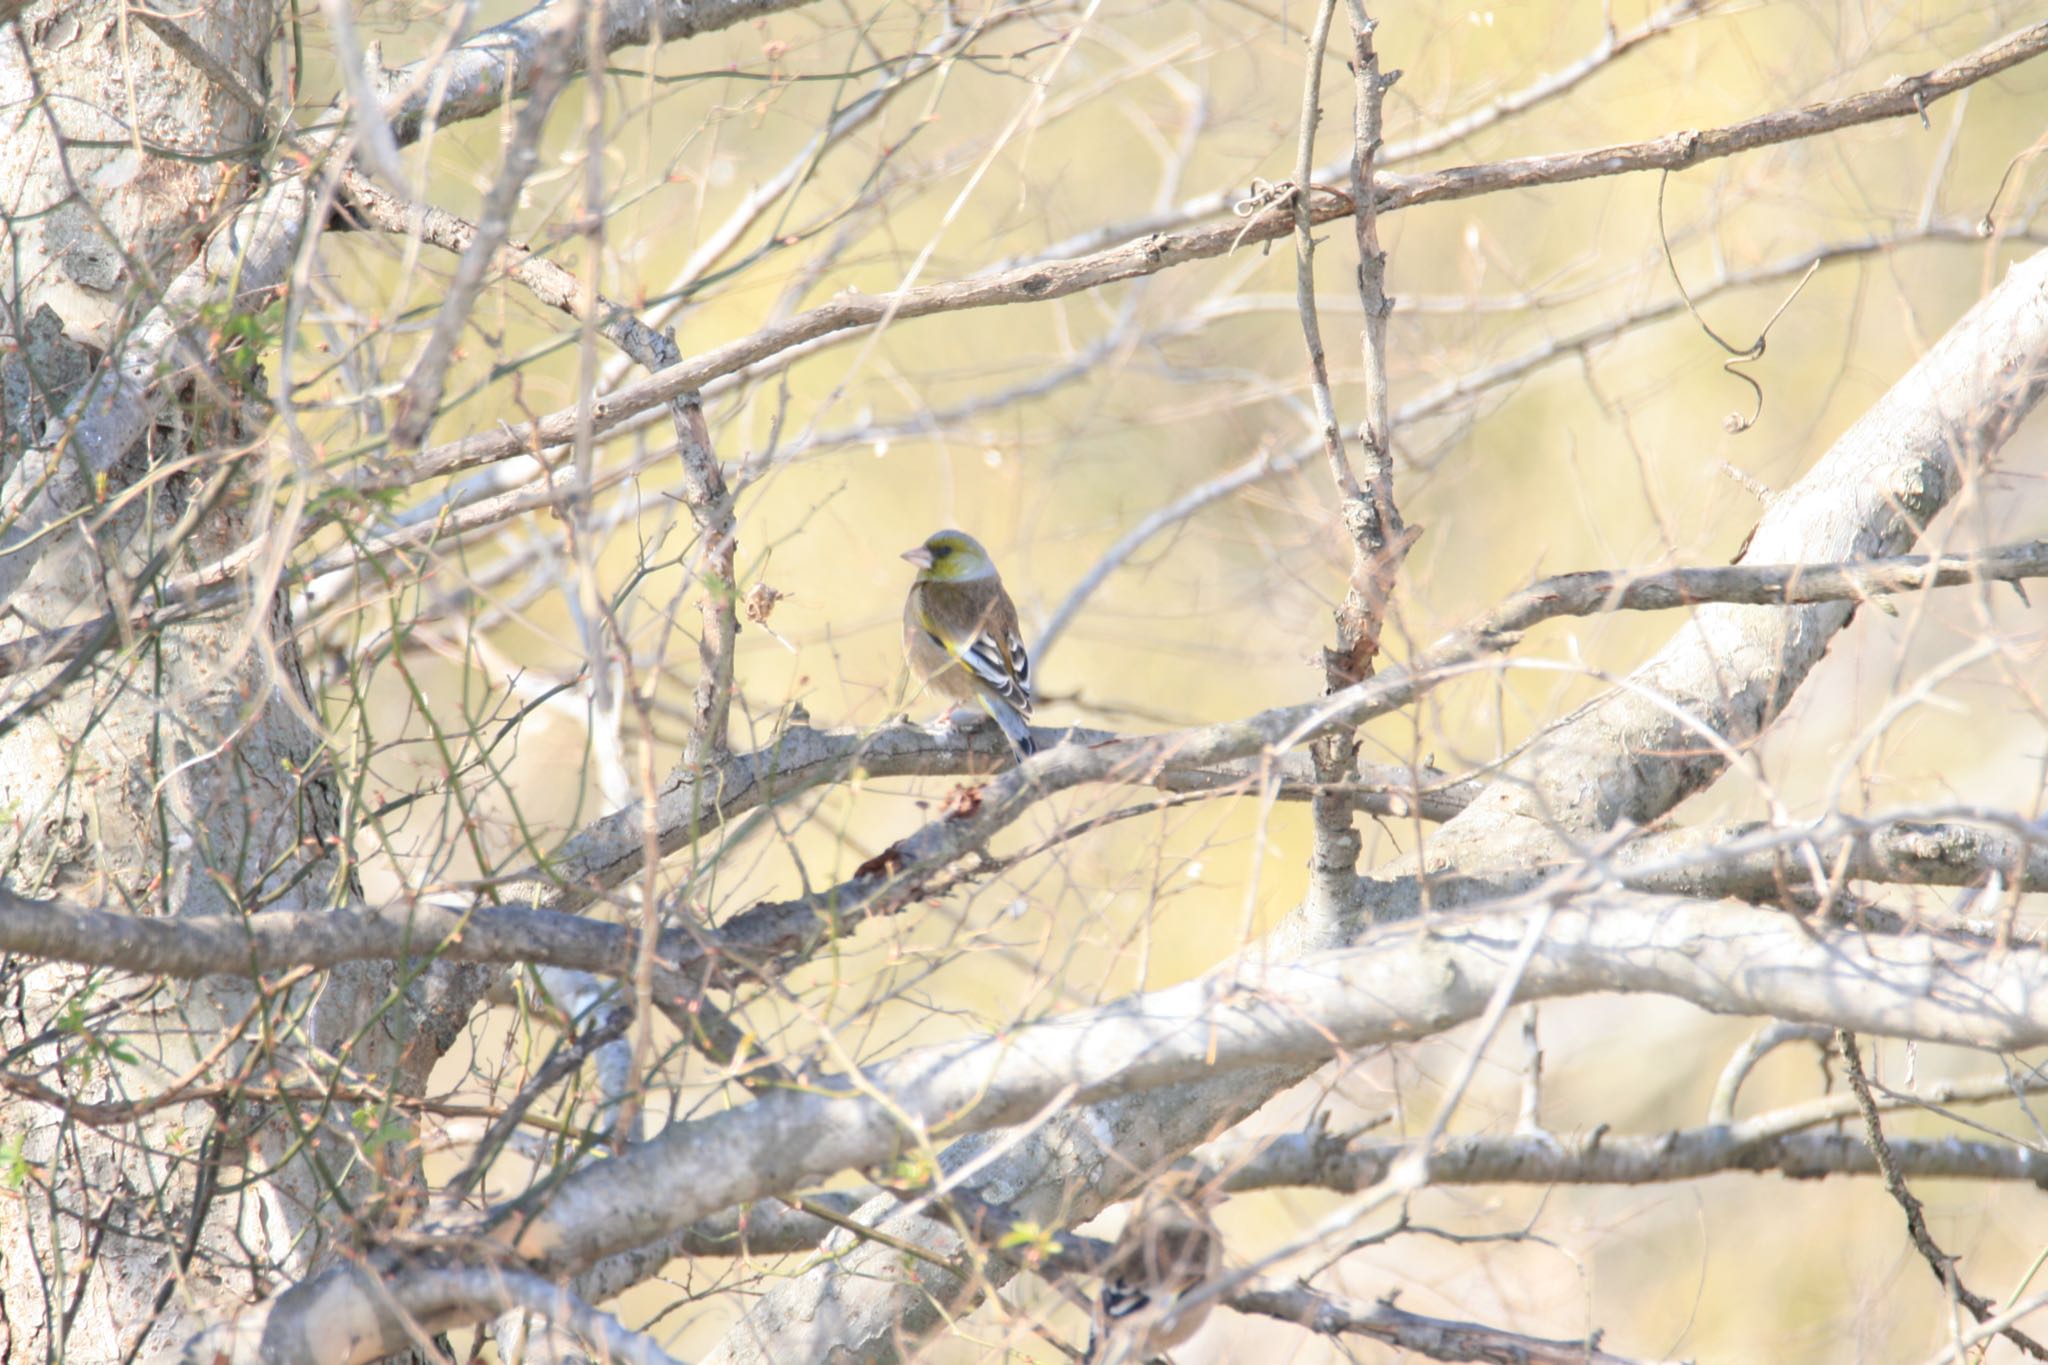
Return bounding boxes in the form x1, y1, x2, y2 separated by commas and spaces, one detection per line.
1423, 247, 2048, 882
0, 5, 433, 1359
187, 894, 2048, 1363
702, 248, 2048, 1365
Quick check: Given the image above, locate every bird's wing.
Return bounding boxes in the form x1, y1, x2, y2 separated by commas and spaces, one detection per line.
1097, 1272, 1152, 1323
1085, 1191, 1221, 1361
961, 619, 1030, 713
921, 587, 1032, 713
1083, 1272, 1152, 1365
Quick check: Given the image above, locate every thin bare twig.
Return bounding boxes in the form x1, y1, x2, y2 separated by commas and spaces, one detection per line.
1839, 1030, 2048, 1360
352, 21, 2048, 500
1708, 1022, 1833, 1125
1312, 3, 1420, 935
387, 4, 579, 454
986, 0, 1710, 272
674, 394, 739, 766
1378, 0, 1704, 165
449, 1007, 634, 1197
1036, 218, 2043, 660
1290, 0, 1349, 495
1231, 1282, 1652, 1365
1656, 170, 1821, 433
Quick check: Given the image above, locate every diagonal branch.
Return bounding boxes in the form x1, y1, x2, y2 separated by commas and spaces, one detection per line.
1376, 20, 2048, 214
697, 241, 2048, 1363
1425, 246, 2048, 878
385, 6, 578, 456
355, 21, 2048, 498
335, 168, 681, 375
1034, 219, 2048, 660
988, 0, 1710, 271
1840, 1030, 2048, 1360
1232, 1282, 1655, 1365
192, 894, 2048, 1363
0, 0, 834, 619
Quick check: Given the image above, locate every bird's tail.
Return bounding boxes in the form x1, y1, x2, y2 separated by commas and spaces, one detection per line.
1079, 1326, 1139, 1365
983, 694, 1036, 760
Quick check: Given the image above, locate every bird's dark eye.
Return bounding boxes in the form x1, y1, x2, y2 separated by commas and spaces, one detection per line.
931, 544, 952, 559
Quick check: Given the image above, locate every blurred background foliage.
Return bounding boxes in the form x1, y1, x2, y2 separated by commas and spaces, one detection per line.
288, 0, 2047, 1357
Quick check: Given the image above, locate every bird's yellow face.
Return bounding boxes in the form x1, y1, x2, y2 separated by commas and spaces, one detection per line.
901, 529, 996, 583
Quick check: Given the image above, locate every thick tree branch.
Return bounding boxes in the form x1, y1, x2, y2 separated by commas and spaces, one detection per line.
704, 207, 2048, 1353
541, 1110, 2048, 1278
375, 0, 828, 146
9, 829, 2034, 1099
1426, 246, 2048, 880
1209, 1117, 2048, 1194
196, 894, 2048, 1363
37, 5, 2045, 1360
0, 176, 305, 606
1599, 811, 2048, 901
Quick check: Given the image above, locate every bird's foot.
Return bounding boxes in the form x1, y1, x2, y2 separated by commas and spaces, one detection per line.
928, 706, 991, 738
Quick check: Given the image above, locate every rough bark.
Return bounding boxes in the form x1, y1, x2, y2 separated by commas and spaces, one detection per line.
186, 894, 2048, 1363
1424, 250, 2048, 881
0, 5, 435, 1358
0, 0, 869, 1355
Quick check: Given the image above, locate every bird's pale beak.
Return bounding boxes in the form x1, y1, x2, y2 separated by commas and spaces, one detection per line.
900, 546, 935, 569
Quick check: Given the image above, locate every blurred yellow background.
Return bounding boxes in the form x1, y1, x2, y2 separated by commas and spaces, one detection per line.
297, 0, 2048, 1358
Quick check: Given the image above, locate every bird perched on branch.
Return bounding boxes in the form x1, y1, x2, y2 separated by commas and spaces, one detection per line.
1085, 1172, 1224, 1364
900, 528, 1036, 760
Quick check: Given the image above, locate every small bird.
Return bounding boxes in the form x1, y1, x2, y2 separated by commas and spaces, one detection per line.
901, 529, 1036, 759
1085, 1174, 1223, 1364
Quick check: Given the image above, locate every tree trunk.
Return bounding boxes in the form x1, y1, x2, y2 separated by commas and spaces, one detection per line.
0, 5, 442, 1358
